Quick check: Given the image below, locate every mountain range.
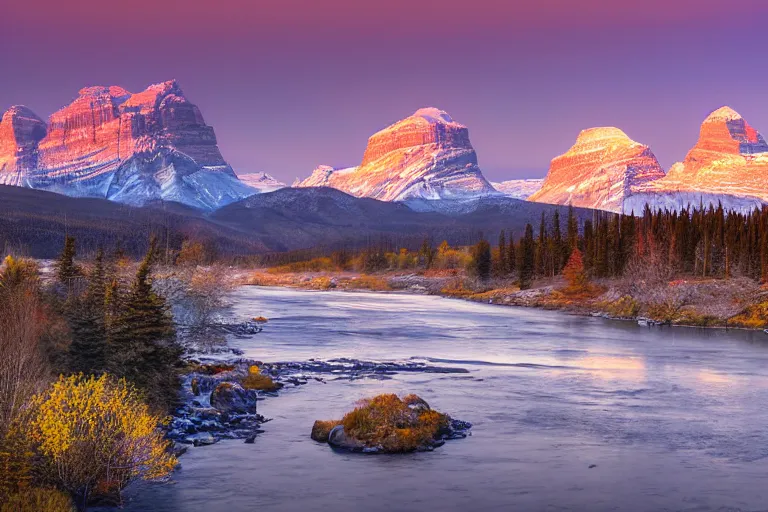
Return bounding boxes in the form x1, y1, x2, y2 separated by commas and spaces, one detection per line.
0, 81, 254, 210
2, 80, 767, 222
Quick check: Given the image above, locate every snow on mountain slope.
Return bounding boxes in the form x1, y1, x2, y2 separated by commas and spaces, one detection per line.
0, 81, 254, 210
236, 171, 286, 193
491, 179, 543, 199
527, 127, 666, 213
294, 108, 497, 202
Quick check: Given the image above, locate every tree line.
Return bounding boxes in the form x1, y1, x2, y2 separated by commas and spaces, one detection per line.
262, 204, 768, 290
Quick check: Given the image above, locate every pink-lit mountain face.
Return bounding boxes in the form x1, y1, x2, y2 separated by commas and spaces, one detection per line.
637, 107, 768, 203
295, 108, 497, 202
529, 107, 768, 214
528, 127, 666, 213
0, 81, 254, 210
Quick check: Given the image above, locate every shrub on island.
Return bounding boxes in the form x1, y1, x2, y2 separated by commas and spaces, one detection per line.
311, 394, 471, 453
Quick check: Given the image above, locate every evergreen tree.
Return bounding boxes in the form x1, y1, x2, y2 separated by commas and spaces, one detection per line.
507, 232, 516, 276
56, 235, 81, 293
566, 205, 579, 255
498, 230, 507, 275
535, 212, 547, 277
470, 239, 492, 281
68, 248, 108, 374
108, 239, 181, 410
552, 209, 564, 273
519, 224, 535, 290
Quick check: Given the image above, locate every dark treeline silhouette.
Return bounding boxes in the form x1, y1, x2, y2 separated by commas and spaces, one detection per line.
261, 203, 768, 291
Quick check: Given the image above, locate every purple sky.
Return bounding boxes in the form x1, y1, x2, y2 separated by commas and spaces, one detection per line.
2, 0, 768, 183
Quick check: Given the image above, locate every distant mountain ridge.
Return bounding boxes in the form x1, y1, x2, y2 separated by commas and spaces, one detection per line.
0, 80, 255, 210
529, 107, 768, 213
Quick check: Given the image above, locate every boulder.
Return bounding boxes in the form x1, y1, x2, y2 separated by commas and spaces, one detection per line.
402, 394, 431, 413
327, 425, 366, 452
210, 382, 258, 414
310, 420, 341, 443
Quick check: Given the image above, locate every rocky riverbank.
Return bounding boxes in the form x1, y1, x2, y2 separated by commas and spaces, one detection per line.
169, 345, 472, 450
242, 270, 768, 331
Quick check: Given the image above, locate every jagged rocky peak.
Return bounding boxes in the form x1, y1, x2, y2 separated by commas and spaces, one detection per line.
637, 107, 768, 206
295, 107, 495, 202
360, 107, 472, 167
0, 106, 47, 174
527, 126, 665, 213
694, 106, 768, 155
0, 80, 254, 210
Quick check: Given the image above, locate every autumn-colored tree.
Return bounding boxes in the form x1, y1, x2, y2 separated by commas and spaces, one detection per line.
563, 248, 587, 291
27, 374, 176, 511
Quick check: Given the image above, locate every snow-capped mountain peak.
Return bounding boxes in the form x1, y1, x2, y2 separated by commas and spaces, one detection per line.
295, 108, 496, 202
0, 80, 255, 210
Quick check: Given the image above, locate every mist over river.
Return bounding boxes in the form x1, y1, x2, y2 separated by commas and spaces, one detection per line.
119, 287, 768, 511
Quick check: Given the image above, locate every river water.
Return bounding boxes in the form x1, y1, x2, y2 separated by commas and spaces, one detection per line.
121, 287, 768, 511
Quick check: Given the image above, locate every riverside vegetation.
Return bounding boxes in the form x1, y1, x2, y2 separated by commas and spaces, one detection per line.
249, 204, 768, 329
0, 236, 238, 511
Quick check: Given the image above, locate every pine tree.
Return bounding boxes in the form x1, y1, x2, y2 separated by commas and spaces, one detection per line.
567, 205, 579, 255
471, 239, 492, 281
68, 248, 109, 374
535, 212, 547, 277
507, 232, 517, 276
56, 235, 81, 293
552, 209, 564, 273
519, 224, 535, 290
498, 230, 507, 275
108, 239, 181, 410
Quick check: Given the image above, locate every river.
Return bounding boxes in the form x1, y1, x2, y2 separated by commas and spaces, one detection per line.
120, 287, 768, 511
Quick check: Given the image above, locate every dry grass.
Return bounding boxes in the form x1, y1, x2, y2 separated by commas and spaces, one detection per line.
240, 366, 282, 392
268, 257, 337, 274
350, 275, 390, 291
0, 487, 74, 512
600, 295, 641, 318
729, 298, 768, 328
186, 362, 235, 375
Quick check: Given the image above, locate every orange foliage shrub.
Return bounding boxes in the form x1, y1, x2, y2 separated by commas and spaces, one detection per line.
339, 394, 450, 452
351, 275, 390, 291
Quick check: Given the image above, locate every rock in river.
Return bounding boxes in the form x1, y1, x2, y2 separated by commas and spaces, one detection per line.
210, 382, 258, 414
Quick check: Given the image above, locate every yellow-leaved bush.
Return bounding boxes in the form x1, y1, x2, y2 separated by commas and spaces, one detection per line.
26, 374, 177, 508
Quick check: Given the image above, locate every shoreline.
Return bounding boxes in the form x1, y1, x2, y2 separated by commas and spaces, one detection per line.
239, 271, 768, 334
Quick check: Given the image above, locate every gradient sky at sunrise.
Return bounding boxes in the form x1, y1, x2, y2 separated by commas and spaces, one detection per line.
3, 0, 768, 182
